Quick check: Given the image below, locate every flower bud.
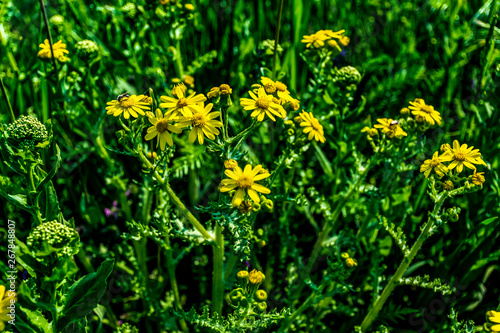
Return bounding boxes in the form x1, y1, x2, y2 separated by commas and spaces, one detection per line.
237, 271, 249, 286
254, 290, 267, 302
340, 252, 350, 259
255, 301, 267, 312
249, 269, 265, 285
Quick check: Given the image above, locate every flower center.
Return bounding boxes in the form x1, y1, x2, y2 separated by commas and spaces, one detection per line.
177, 98, 189, 107
429, 158, 441, 167
156, 119, 169, 133
454, 151, 466, 161
120, 97, 134, 108
310, 119, 322, 131
419, 104, 433, 113
256, 97, 270, 109
237, 175, 254, 189
192, 113, 206, 127
275, 81, 287, 91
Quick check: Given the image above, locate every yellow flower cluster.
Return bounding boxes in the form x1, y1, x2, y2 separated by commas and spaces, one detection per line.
301, 29, 349, 52
407, 98, 441, 126
420, 140, 486, 180
240, 77, 299, 122
37, 39, 69, 62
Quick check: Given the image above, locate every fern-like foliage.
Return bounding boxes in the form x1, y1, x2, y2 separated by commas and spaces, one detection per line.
379, 216, 410, 257
398, 275, 453, 295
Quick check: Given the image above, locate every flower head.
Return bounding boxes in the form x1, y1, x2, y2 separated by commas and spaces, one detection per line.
224, 159, 238, 169
159, 88, 206, 118
219, 164, 271, 207
37, 39, 69, 60
297, 111, 326, 143
0, 285, 17, 331
207, 87, 220, 99
7, 115, 48, 149
184, 75, 195, 88
106, 93, 150, 119
485, 310, 500, 332
374, 118, 407, 139
471, 171, 485, 185
145, 109, 183, 150
408, 98, 442, 126
301, 32, 329, 48
219, 84, 232, 95
177, 103, 223, 144
440, 140, 486, 173
248, 269, 265, 285
240, 88, 285, 122
420, 151, 449, 178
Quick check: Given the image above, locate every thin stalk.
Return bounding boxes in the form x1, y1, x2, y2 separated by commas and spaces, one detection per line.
272, 0, 285, 79
38, 0, 58, 73
212, 223, 224, 315
173, 40, 184, 79
359, 191, 448, 331
0, 78, 14, 121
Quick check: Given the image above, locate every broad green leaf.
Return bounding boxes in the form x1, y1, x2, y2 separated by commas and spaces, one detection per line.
15, 304, 53, 333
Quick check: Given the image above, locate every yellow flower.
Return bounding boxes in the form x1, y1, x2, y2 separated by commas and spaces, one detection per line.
260, 77, 277, 94
145, 109, 183, 150
238, 200, 253, 214
248, 269, 265, 285
440, 143, 451, 152
298, 111, 326, 143
471, 171, 485, 185
172, 83, 187, 98
207, 87, 220, 99
420, 151, 449, 178
486, 310, 500, 332
219, 84, 232, 95
374, 118, 407, 138
224, 159, 238, 169
183, 75, 195, 88
178, 103, 223, 144
301, 32, 329, 48
0, 285, 16, 331
443, 180, 454, 191
219, 164, 271, 207
408, 98, 442, 126
106, 93, 151, 119
159, 88, 206, 118
37, 39, 69, 60
185, 3, 195, 11
440, 140, 486, 173
240, 88, 285, 122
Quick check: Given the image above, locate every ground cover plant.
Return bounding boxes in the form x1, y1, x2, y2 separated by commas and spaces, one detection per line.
1, 0, 500, 332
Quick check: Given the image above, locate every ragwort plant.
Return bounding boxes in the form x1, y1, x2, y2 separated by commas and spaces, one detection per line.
1, 0, 500, 332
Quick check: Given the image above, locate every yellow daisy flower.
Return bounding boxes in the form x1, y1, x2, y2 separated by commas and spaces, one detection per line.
145, 109, 183, 150
374, 118, 407, 138
37, 39, 70, 60
408, 99, 442, 126
177, 103, 223, 144
106, 93, 151, 119
240, 88, 285, 122
0, 285, 17, 331
301, 32, 329, 48
419, 151, 449, 178
159, 87, 206, 118
219, 164, 271, 207
486, 310, 500, 332
207, 87, 220, 99
260, 77, 277, 94
440, 140, 486, 173
298, 111, 326, 143
471, 171, 485, 185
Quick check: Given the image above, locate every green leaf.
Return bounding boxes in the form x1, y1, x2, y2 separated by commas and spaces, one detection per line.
36, 144, 61, 192
56, 258, 115, 331
16, 304, 53, 333
45, 182, 62, 222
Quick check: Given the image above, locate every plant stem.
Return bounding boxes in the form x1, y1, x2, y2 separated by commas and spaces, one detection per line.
0, 78, 14, 122
280, 291, 317, 332
212, 223, 224, 315
38, 0, 58, 73
358, 191, 448, 331
173, 39, 184, 79
272, 0, 285, 79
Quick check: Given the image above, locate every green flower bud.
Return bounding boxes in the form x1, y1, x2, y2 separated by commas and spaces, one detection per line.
449, 212, 459, 223
254, 290, 267, 302
255, 301, 267, 312
237, 271, 249, 286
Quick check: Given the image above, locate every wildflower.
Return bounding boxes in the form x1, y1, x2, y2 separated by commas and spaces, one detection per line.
420, 152, 449, 178
485, 310, 500, 332
144, 109, 183, 150
248, 269, 265, 285
255, 302, 267, 312
341, 252, 350, 259
185, 3, 195, 11
75, 39, 99, 56
400, 107, 410, 116
184, 75, 195, 88
368, 128, 378, 137
238, 200, 253, 214
373, 118, 407, 138
440, 143, 451, 152
345, 258, 357, 268
297, 111, 326, 143
7, 115, 48, 149
159, 0, 169, 4
440, 140, 486, 173
219, 164, 271, 207
260, 77, 277, 94
49, 15, 64, 26
471, 171, 485, 185
255, 290, 268, 301
219, 84, 232, 95
159, 88, 206, 118
301, 32, 329, 48
37, 39, 69, 60
237, 271, 249, 286
258, 39, 283, 55
172, 83, 187, 98
147, 151, 158, 161
0, 285, 17, 331
179, 103, 223, 144
408, 98, 442, 126
240, 88, 285, 122
443, 180, 454, 191
332, 66, 361, 84
106, 94, 150, 119
224, 159, 238, 169
207, 87, 220, 99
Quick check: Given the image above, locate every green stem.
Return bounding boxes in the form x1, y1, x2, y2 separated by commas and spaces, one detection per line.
358, 191, 448, 331
38, 0, 58, 73
173, 39, 184, 79
280, 291, 317, 332
0, 77, 14, 122
272, 0, 285, 79
138, 151, 213, 241
212, 223, 224, 315
231, 119, 258, 153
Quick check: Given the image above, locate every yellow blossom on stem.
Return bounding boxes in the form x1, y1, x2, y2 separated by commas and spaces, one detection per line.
440, 140, 486, 173
219, 164, 271, 207
144, 109, 182, 150
408, 98, 442, 126
177, 103, 223, 144
37, 39, 69, 60
374, 118, 407, 138
420, 151, 449, 178
240, 88, 285, 122
106, 93, 151, 119
485, 310, 500, 332
298, 111, 326, 143
159, 88, 206, 118
301, 32, 329, 48
471, 171, 485, 185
